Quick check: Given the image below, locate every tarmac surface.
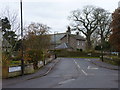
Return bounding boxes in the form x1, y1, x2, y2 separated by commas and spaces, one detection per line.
2, 58, 119, 88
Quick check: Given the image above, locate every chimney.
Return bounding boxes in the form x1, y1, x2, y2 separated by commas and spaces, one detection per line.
76, 32, 79, 35
66, 26, 71, 44
66, 26, 71, 34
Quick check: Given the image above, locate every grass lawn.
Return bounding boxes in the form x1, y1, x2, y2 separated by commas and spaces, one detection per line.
60, 56, 100, 58
102, 59, 120, 66
9, 60, 23, 67
102, 56, 120, 66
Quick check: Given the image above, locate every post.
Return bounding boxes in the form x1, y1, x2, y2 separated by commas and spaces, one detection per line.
54, 31, 58, 59
43, 52, 45, 66
101, 45, 104, 62
20, 0, 24, 75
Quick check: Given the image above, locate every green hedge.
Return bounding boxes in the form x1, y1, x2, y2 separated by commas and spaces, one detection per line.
54, 50, 101, 57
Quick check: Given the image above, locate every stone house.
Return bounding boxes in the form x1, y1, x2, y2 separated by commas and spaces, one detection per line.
55, 27, 86, 51
60, 32, 86, 51
49, 33, 66, 50
50, 27, 86, 51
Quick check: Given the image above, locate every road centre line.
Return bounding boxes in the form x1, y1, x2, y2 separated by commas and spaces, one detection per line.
73, 60, 88, 76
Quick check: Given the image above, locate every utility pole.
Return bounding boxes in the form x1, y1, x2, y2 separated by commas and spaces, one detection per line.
101, 45, 104, 62
54, 31, 57, 59
20, 0, 24, 75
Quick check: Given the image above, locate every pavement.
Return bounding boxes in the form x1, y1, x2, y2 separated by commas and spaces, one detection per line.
2, 58, 59, 87
90, 59, 119, 70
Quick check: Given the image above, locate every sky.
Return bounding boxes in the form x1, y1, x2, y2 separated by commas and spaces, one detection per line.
0, 0, 120, 34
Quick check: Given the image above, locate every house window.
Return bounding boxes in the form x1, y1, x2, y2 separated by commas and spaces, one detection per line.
82, 42, 84, 46
77, 41, 80, 45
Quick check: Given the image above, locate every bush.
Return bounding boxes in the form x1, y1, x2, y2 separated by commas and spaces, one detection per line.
95, 45, 101, 50
24, 49, 43, 69
76, 49, 83, 52
2, 52, 10, 67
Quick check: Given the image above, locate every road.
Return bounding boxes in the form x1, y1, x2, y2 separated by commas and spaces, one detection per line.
4, 58, 118, 88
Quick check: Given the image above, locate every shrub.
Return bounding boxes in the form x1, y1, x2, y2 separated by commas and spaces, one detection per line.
24, 49, 43, 69
55, 50, 101, 57
2, 52, 10, 67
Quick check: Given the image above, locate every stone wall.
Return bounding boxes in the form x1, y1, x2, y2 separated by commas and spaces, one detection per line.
3, 56, 54, 78
8, 63, 34, 78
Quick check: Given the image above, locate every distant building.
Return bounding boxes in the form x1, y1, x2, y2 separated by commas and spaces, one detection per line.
49, 26, 86, 51
49, 33, 66, 50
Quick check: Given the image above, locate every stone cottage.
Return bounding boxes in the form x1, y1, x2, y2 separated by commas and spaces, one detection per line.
55, 26, 86, 51
50, 26, 86, 51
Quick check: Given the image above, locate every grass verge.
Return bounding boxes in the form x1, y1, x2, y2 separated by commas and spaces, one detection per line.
102, 59, 120, 66
59, 56, 100, 58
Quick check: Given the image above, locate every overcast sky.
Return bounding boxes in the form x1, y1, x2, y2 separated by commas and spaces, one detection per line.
0, 0, 119, 34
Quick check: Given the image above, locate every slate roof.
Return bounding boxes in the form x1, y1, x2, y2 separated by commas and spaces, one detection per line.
61, 34, 85, 41
49, 33, 66, 44
55, 43, 73, 49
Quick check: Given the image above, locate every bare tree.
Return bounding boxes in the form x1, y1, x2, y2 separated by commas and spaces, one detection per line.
24, 22, 51, 50
94, 8, 112, 44
23, 22, 51, 69
68, 5, 99, 50
90, 8, 112, 50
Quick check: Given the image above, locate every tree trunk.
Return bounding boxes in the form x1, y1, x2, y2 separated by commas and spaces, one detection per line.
118, 52, 120, 57
86, 36, 92, 51
33, 61, 38, 69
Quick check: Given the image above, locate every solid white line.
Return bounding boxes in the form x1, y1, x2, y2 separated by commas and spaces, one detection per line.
81, 69, 88, 76
74, 60, 77, 64
77, 65, 81, 69
74, 60, 81, 68
73, 59, 87, 76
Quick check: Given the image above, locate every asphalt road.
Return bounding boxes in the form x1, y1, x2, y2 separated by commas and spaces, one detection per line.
4, 58, 118, 88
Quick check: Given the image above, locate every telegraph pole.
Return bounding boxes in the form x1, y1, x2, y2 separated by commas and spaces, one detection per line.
20, 0, 24, 75
54, 31, 58, 59
101, 45, 104, 62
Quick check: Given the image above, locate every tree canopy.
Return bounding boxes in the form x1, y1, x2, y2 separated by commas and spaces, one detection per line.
68, 5, 112, 50
110, 8, 120, 52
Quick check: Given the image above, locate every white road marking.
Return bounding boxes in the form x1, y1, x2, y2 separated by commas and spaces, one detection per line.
73, 60, 88, 76
58, 79, 75, 85
81, 70, 88, 76
87, 66, 90, 69
85, 59, 91, 61
87, 66, 98, 69
77, 65, 81, 69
